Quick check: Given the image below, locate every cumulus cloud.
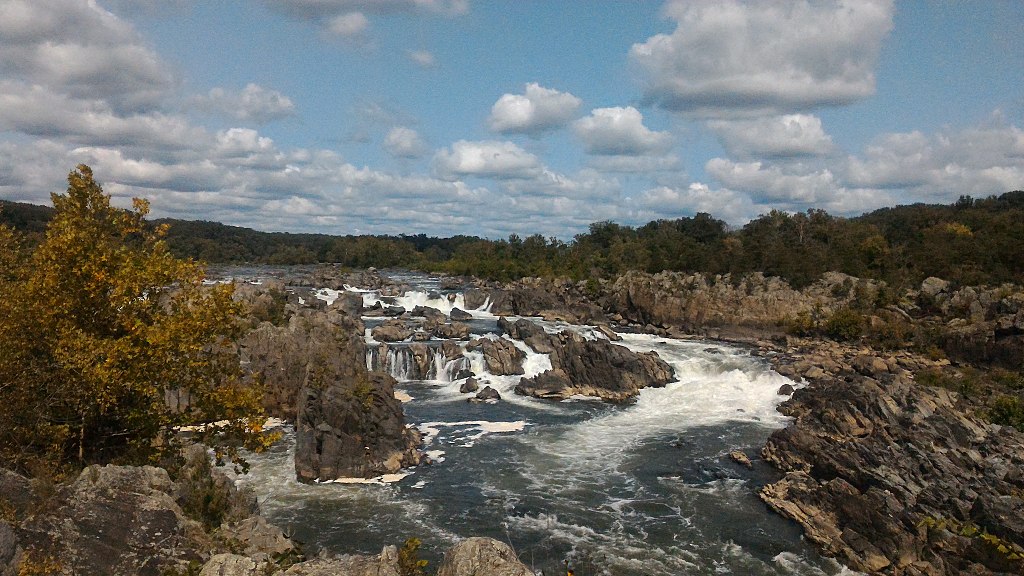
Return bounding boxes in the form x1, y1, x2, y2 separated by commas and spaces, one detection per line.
0, 0, 174, 113
433, 140, 543, 181
384, 126, 428, 158
633, 183, 759, 225
488, 83, 582, 136
631, 0, 894, 116
706, 157, 842, 205
708, 114, 834, 158
193, 84, 296, 124
844, 124, 1024, 199
573, 106, 673, 156
407, 50, 437, 67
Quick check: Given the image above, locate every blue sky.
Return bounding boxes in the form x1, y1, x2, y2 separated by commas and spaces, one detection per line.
1, 0, 1022, 239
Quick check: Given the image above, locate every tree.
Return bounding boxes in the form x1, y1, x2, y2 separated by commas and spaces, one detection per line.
0, 165, 272, 474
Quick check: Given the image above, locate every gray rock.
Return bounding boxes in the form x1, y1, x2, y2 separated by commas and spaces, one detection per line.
434, 322, 471, 340
0, 521, 19, 576
920, 276, 951, 299
466, 337, 526, 376
217, 516, 296, 557
471, 386, 501, 402
436, 537, 532, 576
450, 307, 473, 321
459, 378, 479, 394
372, 321, 414, 342
199, 553, 263, 576
283, 546, 399, 576
515, 329, 674, 403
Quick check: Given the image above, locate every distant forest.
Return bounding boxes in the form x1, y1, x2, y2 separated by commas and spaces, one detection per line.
3, 191, 1023, 289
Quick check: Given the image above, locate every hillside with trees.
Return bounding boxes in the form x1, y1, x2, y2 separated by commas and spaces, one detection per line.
3, 190, 1023, 289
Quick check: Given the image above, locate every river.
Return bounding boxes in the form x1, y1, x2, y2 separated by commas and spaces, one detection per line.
229, 270, 858, 576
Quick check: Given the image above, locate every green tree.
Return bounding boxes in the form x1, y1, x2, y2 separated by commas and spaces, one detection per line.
0, 165, 272, 474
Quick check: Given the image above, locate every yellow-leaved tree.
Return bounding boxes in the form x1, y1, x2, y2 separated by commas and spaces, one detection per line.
0, 165, 272, 474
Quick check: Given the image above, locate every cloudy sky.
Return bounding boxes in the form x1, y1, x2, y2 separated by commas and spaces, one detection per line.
1, 0, 1022, 238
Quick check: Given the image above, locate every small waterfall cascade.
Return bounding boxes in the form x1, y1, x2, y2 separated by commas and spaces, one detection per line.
366, 342, 472, 382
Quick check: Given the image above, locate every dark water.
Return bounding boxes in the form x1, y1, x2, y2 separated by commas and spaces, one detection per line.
231, 274, 857, 576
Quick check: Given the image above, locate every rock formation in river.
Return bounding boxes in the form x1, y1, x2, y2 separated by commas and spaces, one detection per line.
504, 318, 674, 402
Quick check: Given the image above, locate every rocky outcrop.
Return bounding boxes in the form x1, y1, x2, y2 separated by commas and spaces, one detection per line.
466, 337, 526, 376
295, 369, 422, 482
602, 270, 874, 334
510, 318, 674, 402
241, 302, 378, 420
466, 277, 605, 322
436, 537, 533, 576
2, 448, 286, 576
758, 343, 1024, 575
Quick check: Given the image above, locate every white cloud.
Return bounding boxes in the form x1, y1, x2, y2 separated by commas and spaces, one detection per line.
384, 126, 428, 158
407, 50, 437, 67
327, 11, 369, 37
488, 83, 582, 136
573, 106, 672, 156
0, 0, 174, 114
633, 183, 759, 225
705, 158, 839, 204
432, 140, 543, 181
193, 84, 296, 124
708, 114, 834, 158
844, 124, 1024, 199
631, 0, 894, 116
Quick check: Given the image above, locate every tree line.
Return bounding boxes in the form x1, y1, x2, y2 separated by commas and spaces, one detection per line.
4, 190, 1023, 289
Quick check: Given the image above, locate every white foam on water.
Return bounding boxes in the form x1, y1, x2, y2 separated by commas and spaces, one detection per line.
359, 289, 494, 318
418, 420, 529, 447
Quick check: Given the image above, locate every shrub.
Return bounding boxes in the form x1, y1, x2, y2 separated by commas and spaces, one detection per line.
988, 395, 1024, 430
824, 306, 865, 341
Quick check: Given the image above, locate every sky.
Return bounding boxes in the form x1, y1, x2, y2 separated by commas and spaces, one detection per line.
0, 0, 1022, 239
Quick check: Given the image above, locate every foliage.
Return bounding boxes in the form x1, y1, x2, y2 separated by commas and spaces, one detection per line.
918, 516, 1024, 567
823, 306, 865, 341
988, 395, 1024, 430
399, 537, 429, 576
0, 165, 273, 474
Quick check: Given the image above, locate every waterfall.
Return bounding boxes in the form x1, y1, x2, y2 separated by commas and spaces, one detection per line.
367, 343, 471, 382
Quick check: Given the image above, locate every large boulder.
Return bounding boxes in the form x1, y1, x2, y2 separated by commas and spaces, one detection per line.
372, 320, 414, 342
466, 337, 526, 376
13, 465, 208, 576
295, 371, 422, 482
436, 537, 532, 576
0, 521, 18, 576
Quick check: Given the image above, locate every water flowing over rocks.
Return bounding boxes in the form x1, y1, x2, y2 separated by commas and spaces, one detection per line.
757, 340, 1024, 575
